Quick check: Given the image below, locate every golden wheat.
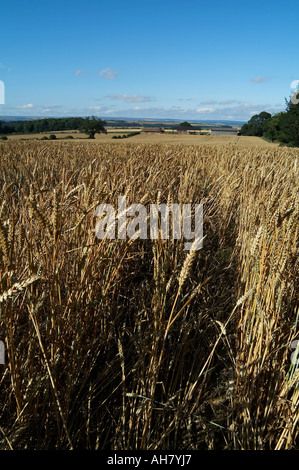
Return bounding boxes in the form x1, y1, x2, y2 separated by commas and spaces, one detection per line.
0, 140, 297, 450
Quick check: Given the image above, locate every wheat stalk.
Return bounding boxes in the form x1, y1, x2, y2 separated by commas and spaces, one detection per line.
0, 219, 8, 259
0, 273, 41, 303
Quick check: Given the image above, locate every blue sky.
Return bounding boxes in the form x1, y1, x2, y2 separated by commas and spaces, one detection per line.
0, 0, 298, 122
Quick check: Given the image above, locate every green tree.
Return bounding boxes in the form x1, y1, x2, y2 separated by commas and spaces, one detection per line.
262, 113, 283, 142
80, 116, 107, 139
178, 121, 193, 130
240, 111, 272, 136
23, 121, 34, 133
277, 96, 299, 147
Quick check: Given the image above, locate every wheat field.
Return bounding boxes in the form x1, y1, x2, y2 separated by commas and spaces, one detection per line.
0, 140, 298, 450
7, 131, 279, 148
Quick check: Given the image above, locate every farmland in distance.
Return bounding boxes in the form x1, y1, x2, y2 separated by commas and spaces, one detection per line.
6, 129, 280, 148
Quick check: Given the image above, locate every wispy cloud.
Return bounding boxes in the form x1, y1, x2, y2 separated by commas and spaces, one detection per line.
200, 99, 241, 105
74, 70, 84, 76
97, 68, 119, 79
42, 105, 63, 113
87, 105, 116, 115
7, 99, 284, 122
200, 100, 217, 105
0, 63, 11, 72
107, 101, 284, 121
105, 94, 154, 103
250, 76, 269, 83
16, 103, 34, 109
196, 107, 214, 113
88, 105, 103, 111
219, 99, 241, 105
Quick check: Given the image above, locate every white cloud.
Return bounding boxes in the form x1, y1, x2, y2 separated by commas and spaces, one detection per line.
200, 100, 217, 105
16, 103, 34, 109
42, 105, 63, 113
129, 105, 189, 115
196, 107, 214, 113
108, 100, 284, 121
250, 76, 269, 83
201, 99, 241, 106
88, 105, 103, 111
219, 99, 240, 105
9, 99, 283, 122
97, 68, 119, 79
105, 94, 154, 103
102, 109, 116, 114
87, 106, 116, 115
74, 70, 84, 76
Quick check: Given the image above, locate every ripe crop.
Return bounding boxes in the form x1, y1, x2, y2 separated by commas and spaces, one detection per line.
0, 140, 298, 450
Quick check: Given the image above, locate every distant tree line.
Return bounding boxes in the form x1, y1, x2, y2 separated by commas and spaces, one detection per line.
0, 116, 107, 139
0, 117, 79, 135
112, 131, 140, 139
0, 117, 85, 134
0, 120, 16, 134
172, 121, 202, 131
0, 117, 176, 135
240, 91, 299, 147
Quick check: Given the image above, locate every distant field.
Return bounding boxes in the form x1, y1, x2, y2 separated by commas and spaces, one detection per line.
5, 130, 279, 147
